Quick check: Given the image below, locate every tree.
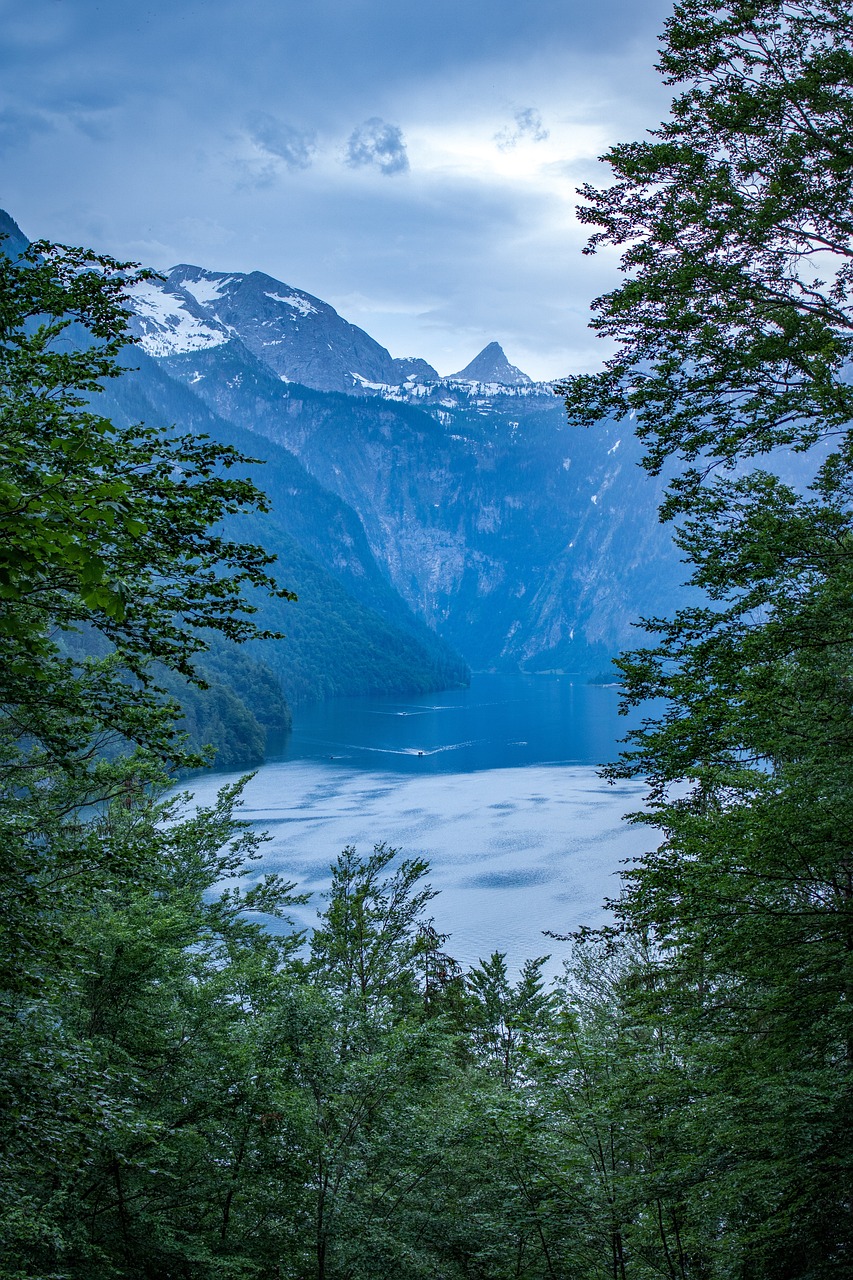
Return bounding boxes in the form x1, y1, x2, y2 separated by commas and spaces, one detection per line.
0, 237, 295, 785
465, 952, 556, 1087
560, 0, 853, 508
310, 843, 441, 1020
0, 777, 306, 1280
557, 3, 853, 1273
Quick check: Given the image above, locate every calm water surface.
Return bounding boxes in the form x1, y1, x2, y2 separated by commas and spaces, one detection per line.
273, 673, 634, 773
192, 675, 652, 974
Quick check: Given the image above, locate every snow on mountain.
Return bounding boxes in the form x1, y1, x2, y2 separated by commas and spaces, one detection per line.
263, 290, 319, 317
449, 342, 533, 386
128, 279, 231, 356
179, 275, 235, 306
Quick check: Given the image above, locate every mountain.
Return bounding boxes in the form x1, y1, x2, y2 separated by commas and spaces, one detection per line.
125, 265, 687, 677
449, 342, 532, 386
5, 207, 695, 684
130, 263, 537, 398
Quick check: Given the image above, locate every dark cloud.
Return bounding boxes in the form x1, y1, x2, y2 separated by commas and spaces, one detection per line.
246, 111, 316, 170
345, 118, 409, 176
495, 107, 549, 151
0, 0, 672, 122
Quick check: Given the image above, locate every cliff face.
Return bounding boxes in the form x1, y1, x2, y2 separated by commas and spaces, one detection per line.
139, 336, 683, 676
121, 259, 688, 676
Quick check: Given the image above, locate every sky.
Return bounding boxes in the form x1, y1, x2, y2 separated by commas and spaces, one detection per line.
0, 0, 675, 380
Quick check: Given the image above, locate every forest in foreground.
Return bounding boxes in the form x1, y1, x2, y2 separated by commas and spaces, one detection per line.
1, 2, 852, 1277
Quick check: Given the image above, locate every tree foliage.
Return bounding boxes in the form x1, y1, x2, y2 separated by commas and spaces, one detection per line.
0, 238, 295, 781
560, 0, 853, 504
556, 1, 853, 1273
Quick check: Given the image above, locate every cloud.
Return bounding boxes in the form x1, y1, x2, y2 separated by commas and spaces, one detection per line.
345, 117, 409, 175
246, 111, 316, 170
0, 0, 672, 377
0, 106, 54, 152
494, 106, 549, 151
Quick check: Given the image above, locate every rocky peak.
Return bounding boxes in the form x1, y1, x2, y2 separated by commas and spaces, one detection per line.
448, 342, 532, 386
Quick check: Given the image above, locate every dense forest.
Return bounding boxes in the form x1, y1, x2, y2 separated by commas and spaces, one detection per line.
1, 1, 851, 1277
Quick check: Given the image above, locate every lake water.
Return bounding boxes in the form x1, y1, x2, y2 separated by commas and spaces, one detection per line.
186, 674, 653, 975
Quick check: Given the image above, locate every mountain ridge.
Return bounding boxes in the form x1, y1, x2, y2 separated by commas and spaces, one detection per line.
129, 262, 538, 397
3, 206, 692, 683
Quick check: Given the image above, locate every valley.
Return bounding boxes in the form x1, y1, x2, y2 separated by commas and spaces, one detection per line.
122, 248, 686, 692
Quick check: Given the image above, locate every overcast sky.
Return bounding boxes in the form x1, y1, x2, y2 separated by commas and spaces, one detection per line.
1, 0, 675, 379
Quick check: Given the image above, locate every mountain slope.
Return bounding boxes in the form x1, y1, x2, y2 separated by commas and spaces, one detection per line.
97, 343, 469, 701
144, 328, 684, 675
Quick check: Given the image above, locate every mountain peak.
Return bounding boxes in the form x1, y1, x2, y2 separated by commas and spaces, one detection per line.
448, 341, 532, 386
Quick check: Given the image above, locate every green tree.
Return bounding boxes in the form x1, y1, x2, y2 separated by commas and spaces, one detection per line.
557, 2, 853, 1273
0, 237, 295, 784
464, 952, 556, 1087
268, 846, 461, 1280
310, 843, 441, 1020
0, 777, 306, 1280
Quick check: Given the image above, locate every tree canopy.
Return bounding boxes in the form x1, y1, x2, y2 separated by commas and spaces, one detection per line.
557, 1, 853, 1273
0, 237, 295, 781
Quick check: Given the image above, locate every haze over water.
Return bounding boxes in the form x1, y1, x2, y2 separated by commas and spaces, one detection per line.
189, 674, 652, 974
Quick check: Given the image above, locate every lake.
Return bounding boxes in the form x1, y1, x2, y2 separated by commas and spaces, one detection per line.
186, 674, 653, 975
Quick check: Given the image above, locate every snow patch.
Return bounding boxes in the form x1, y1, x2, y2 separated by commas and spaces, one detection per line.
264, 291, 318, 317
350, 372, 392, 392
129, 281, 228, 356
181, 276, 232, 306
